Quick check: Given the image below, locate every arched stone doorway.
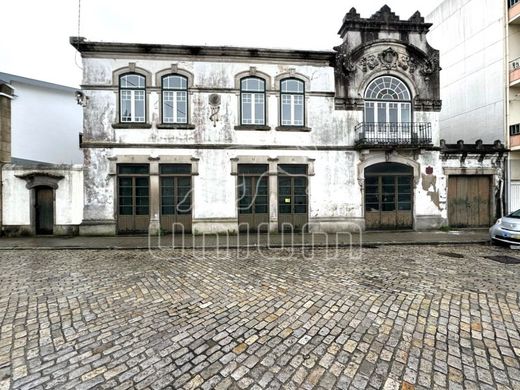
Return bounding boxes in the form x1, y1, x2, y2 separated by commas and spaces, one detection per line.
364, 162, 413, 230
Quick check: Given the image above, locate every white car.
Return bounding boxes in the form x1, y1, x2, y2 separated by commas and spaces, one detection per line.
490, 210, 520, 245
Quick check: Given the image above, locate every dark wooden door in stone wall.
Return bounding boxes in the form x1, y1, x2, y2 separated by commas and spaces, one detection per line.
160, 164, 193, 233
238, 164, 269, 233
448, 175, 491, 227
35, 187, 53, 235
364, 163, 413, 230
278, 164, 308, 232
117, 164, 150, 234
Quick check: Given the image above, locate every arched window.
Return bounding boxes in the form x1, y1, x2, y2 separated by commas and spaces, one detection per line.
162, 74, 188, 124
120, 73, 146, 123
364, 76, 411, 126
280, 78, 305, 126
240, 77, 265, 125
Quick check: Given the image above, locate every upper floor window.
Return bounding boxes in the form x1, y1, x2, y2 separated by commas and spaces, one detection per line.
280, 78, 305, 126
510, 0, 519, 8
364, 76, 411, 126
162, 75, 188, 124
240, 77, 265, 125
120, 73, 146, 123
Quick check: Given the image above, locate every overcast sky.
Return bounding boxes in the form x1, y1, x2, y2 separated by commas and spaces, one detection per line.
0, 0, 443, 88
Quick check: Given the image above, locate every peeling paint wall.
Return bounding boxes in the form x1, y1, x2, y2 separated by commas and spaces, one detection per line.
81, 53, 444, 233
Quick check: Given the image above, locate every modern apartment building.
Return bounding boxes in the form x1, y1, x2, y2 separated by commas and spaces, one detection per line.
428, 0, 518, 212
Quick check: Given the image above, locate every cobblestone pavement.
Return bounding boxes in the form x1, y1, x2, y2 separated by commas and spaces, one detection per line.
1, 245, 520, 389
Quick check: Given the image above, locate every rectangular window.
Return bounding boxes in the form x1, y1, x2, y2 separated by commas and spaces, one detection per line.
120, 90, 145, 123
511, 123, 520, 136
281, 94, 304, 126
163, 91, 188, 124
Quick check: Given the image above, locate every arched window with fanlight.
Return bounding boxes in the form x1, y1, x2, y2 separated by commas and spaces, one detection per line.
240, 77, 266, 125
364, 76, 411, 131
280, 78, 305, 127
120, 73, 146, 123
162, 74, 188, 124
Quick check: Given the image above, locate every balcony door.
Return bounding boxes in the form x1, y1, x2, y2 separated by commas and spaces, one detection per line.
364, 76, 412, 142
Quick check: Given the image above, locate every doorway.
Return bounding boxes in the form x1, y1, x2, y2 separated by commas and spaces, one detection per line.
364, 162, 413, 230
448, 175, 491, 227
278, 164, 308, 232
35, 186, 54, 235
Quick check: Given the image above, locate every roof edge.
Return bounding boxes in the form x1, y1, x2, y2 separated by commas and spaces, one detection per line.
69, 37, 335, 63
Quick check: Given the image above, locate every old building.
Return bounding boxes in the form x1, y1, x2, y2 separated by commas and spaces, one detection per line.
70, 5, 502, 236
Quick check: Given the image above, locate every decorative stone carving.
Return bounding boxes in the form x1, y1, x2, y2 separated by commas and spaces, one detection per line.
398, 55, 417, 73
334, 43, 356, 77
378, 47, 398, 70
420, 54, 440, 77
359, 55, 379, 72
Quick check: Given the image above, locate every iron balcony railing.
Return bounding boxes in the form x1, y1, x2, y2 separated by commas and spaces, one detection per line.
355, 122, 432, 147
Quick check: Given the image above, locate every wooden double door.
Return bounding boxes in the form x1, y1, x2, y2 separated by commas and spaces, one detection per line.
364, 163, 413, 230
238, 164, 269, 232
448, 175, 491, 227
117, 164, 193, 234
159, 164, 192, 233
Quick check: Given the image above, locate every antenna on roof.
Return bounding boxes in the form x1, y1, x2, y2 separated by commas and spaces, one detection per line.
75, 0, 83, 70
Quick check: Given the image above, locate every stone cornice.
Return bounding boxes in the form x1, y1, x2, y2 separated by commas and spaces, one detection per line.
70, 37, 335, 64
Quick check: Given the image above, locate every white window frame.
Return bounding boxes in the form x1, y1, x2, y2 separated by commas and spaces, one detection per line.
120, 74, 146, 123
162, 75, 188, 124
280, 79, 305, 127
363, 76, 412, 135
240, 77, 266, 125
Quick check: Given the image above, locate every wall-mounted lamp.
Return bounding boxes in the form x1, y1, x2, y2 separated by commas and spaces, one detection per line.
75, 90, 89, 107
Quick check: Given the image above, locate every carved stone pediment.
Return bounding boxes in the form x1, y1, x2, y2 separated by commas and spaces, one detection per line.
16, 172, 64, 190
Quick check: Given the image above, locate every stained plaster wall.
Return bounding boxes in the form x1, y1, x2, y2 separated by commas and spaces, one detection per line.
81, 52, 445, 233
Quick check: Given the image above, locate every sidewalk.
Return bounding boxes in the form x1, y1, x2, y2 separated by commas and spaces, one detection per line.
0, 229, 490, 250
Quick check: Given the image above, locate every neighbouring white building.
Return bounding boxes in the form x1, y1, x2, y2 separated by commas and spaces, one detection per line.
0, 74, 83, 235
0, 72, 83, 164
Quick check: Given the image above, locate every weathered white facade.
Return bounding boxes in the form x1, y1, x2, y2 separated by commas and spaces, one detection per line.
71, 6, 502, 235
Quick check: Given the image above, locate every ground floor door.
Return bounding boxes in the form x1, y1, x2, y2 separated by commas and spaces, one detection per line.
117, 164, 150, 234
278, 164, 308, 232
364, 162, 413, 230
160, 164, 192, 233
448, 175, 491, 227
238, 164, 269, 232
35, 186, 53, 235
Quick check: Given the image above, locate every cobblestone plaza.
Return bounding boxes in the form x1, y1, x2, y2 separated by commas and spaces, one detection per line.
1, 245, 520, 389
